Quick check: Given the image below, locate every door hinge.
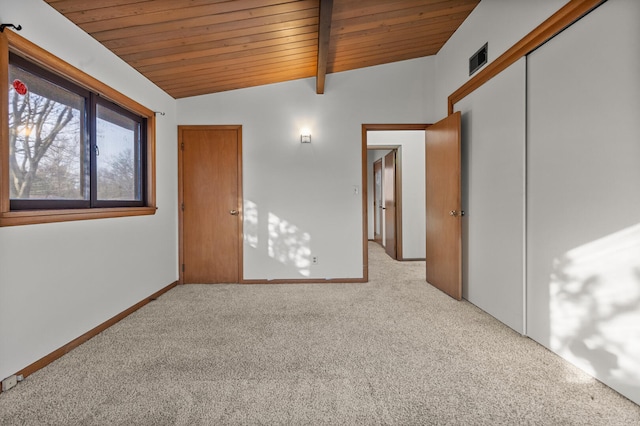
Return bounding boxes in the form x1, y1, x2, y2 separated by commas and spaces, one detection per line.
182, 264, 185, 272
181, 203, 185, 211
181, 142, 184, 150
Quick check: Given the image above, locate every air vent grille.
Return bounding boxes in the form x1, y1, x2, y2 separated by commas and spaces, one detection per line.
469, 43, 488, 76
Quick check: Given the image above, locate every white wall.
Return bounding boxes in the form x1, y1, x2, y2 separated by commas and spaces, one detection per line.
454, 58, 525, 333
367, 131, 426, 259
0, 0, 178, 380
527, 0, 640, 405
434, 0, 569, 120
177, 58, 435, 280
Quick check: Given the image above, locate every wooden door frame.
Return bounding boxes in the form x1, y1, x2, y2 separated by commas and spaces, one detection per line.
373, 158, 383, 244
362, 124, 430, 279
178, 125, 243, 285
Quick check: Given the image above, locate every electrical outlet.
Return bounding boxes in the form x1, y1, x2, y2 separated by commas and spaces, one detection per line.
312, 256, 318, 265
2, 375, 17, 392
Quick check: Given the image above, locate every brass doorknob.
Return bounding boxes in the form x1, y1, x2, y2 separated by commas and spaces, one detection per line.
230, 210, 239, 215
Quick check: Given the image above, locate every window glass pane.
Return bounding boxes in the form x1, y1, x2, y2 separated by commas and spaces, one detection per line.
96, 104, 141, 201
8, 64, 86, 200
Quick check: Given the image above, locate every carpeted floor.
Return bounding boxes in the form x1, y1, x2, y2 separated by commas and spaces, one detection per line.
1, 242, 639, 425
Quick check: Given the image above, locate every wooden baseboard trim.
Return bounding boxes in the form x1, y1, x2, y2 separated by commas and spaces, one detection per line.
8, 280, 178, 387
240, 278, 367, 284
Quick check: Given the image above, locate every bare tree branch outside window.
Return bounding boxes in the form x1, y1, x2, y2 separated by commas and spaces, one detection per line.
8, 65, 84, 200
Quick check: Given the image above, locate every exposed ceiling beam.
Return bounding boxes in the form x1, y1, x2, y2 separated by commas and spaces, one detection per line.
316, 0, 333, 94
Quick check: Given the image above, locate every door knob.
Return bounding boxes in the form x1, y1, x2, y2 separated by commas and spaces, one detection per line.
230, 210, 239, 216
449, 210, 465, 217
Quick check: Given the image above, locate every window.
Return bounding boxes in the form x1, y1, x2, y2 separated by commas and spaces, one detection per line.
1, 30, 156, 226
9, 54, 146, 210
95, 100, 145, 205
9, 57, 87, 206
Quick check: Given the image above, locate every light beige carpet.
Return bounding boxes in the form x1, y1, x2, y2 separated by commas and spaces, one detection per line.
0, 242, 638, 425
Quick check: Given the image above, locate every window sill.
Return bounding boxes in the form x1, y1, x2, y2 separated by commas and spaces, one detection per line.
0, 206, 157, 227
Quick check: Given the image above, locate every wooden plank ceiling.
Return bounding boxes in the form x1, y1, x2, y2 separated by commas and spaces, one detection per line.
44, 0, 480, 99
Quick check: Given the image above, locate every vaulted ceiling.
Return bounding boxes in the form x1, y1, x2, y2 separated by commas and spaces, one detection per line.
44, 0, 480, 99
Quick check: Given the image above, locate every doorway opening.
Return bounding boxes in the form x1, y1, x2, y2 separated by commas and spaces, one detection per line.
361, 124, 430, 279
369, 148, 400, 259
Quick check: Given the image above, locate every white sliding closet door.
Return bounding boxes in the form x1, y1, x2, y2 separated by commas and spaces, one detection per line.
455, 58, 526, 333
527, 0, 640, 405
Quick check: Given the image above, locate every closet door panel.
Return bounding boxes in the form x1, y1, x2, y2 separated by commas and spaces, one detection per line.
527, 0, 640, 405
454, 58, 526, 333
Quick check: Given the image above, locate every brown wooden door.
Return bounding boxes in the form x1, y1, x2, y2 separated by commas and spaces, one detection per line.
373, 159, 383, 244
179, 126, 242, 283
426, 112, 462, 300
384, 151, 396, 259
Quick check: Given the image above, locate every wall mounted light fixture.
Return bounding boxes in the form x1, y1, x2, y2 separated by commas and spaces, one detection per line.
300, 128, 312, 143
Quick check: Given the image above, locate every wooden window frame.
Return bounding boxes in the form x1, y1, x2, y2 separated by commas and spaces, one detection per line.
0, 30, 156, 226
